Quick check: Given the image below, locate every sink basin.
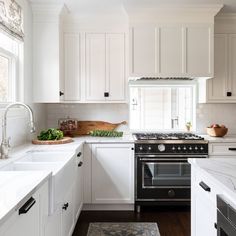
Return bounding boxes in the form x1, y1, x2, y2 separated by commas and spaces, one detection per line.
0, 150, 76, 214
19, 151, 74, 163
0, 162, 64, 174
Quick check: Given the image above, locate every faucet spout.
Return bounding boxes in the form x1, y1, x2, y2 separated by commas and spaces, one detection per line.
1, 102, 36, 159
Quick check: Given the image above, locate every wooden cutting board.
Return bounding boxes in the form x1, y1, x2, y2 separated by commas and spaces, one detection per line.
76, 121, 127, 135
32, 137, 73, 145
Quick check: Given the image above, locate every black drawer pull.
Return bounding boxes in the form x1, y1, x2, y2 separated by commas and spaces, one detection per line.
104, 92, 109, 97
62, 202, 69, 210
19, 197, 36, 215
77, 152, 82, 157
78, 161, 83, 167
229, 148, 236, 151
227, 92, 232, 97
199, 181, 211, 192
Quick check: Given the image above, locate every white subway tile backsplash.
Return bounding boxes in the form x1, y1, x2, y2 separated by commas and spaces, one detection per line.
46, 103, 236, 134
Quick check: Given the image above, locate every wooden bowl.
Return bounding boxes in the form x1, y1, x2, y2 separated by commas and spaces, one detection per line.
206, 127, 228, 137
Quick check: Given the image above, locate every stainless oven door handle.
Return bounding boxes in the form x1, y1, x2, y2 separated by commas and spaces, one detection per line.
140, 158, 188, 162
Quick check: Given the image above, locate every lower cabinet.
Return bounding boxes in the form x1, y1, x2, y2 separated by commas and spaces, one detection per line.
45, 186, 75, 236
91, 143, 134, 204
0, 181, 49, 236
191, 167, 218, 236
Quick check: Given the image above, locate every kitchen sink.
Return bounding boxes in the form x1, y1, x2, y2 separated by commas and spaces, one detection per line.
18, 150, 74, 163
0, 150, 76, 214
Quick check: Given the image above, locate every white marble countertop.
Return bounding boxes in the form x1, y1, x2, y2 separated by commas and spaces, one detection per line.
0, 171, 51, 226
189, 158, 236, 203
201, 134, 236, 143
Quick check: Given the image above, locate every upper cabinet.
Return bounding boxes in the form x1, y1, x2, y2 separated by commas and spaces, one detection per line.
130, 24, 213, 78
32, 3, 65, 103
203, 33, 236, 103
85, 33, 126, 102
63, 32, 126, 103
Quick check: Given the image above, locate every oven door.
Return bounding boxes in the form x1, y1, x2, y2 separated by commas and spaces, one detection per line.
136, 155, 194, 201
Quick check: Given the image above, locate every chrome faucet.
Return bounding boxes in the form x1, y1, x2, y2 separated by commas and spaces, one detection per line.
1, 102, 36, 159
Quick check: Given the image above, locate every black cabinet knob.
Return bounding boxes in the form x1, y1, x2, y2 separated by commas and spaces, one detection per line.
77, 152, 82, 157
62, 203, 69, 210
78, 161, 83, 167
59, 91, 64, 96
227, 92, 232, 97
104, 92, 109, 97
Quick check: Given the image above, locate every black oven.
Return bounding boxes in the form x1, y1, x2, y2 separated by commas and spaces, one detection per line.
136, 154, 206, 205
217, 195, 236, 236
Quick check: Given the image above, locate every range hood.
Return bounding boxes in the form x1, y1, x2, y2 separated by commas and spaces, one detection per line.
127, 4, 223, 79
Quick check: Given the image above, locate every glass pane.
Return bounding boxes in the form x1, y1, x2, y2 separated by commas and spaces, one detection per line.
143, 162, 190, 186
0, 55, 9, 102
130, 86, 194, 131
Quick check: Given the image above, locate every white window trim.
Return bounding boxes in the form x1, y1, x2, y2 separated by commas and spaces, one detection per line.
129, 82, 197, 132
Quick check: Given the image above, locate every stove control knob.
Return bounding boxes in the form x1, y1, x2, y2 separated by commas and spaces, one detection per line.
139, 146, 143, 151
200, 146, 204, 151
172, 146, 176, 151
177, 146, 181, 151
195, 146, 198, 150
158, 144, 165, 152
183, 146, 187, 151
189, 147, 192, 151
148, 146, 152, 151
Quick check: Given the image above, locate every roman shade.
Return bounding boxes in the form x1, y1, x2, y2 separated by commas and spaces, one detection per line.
0, 0, 24, 41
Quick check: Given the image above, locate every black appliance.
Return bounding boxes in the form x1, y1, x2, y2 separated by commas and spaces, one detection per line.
133, 133, 208, 212
217, 195, 236, 236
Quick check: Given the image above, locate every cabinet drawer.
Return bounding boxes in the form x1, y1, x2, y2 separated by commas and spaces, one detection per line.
209, 143, 236, 156
194, 171, 221, 206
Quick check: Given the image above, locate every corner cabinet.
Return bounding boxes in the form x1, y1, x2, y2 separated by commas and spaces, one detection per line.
206, 34, 236, 103
129, 24, 213, 78
85, 33, 126, 102
87, 143, 134, 204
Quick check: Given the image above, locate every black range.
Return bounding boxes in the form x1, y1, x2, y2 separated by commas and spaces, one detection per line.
133, 133, 208, 212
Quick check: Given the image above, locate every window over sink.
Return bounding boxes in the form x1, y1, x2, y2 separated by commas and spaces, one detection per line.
129, 82, 196, 131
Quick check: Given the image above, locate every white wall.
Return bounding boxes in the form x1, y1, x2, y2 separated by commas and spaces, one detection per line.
0, 0, 46, 148
47, 103, 236, 135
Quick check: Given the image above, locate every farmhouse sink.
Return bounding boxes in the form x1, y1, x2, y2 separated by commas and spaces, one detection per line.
0, 150, 76, 214
18, 150, 74, 163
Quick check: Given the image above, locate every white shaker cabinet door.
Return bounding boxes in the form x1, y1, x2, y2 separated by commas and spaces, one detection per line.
159, 26, 184, 76
64, 33, 81, 101
130, 26, 158, 76
228, 34, 236, 100
105, 33, 126, 101
208, 34, 228, 101
85, 33, 106, 101
186, 26, 213, 77
91, 144, 134, 204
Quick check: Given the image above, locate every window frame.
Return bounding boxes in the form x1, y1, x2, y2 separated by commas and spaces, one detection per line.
129, 81, 197, 132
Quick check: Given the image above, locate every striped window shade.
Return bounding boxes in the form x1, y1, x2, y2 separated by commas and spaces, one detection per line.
0, 0, 24, 41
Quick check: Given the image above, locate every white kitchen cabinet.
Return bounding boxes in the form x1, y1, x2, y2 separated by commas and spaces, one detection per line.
64, 33, 81, 101
209, 142, 236, 157
0, 181, 48, 236
129, 24, 213, 78
91, 143, 134, 204
191, 167, 219, 236
130, 26, 157, 75
74, 148, 84, 220
32, 4, 64, 103
205, 34, 236, 103
61, 186, 74, 236
186, 26, 213, 77
85, 33, 126, 102
207, 34, 228, 101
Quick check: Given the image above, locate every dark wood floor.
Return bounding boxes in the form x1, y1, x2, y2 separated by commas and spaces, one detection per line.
72, 206, 190, 236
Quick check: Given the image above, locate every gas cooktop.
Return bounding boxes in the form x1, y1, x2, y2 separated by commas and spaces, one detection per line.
133, 133, 205, 142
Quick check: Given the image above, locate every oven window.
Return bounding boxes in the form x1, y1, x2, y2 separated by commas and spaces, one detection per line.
142, 162, 190, 187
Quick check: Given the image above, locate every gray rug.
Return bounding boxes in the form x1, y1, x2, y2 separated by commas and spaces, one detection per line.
87, 222, 161, 236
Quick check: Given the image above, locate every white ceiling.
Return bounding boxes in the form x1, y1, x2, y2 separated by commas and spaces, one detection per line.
30, 0, 236, 15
